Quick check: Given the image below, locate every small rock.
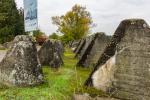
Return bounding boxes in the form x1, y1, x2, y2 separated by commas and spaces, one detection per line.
72, 93, 92, 100
72, 93, 119, 100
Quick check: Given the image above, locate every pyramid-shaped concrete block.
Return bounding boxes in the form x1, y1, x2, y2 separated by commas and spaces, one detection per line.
76, 32, 111, 67
85, 19, 150, 100
0, 35, 44, 87
38, 39, 64, 68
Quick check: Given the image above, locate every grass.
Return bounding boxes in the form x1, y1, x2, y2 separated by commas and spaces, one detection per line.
0, 48, 6, 50
0, 48, 107, 100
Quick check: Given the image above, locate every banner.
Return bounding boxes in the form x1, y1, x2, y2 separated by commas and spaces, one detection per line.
24, 0, 38, 32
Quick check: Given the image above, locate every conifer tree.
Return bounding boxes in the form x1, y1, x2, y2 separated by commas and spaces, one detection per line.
0, 0, 25, 43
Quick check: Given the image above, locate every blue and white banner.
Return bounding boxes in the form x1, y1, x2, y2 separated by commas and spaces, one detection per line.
24, 0, 38, 32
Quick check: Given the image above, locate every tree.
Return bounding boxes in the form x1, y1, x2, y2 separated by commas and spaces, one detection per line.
0, 0, 25, 44
49, 32, 59, 40
33, 30, 45, 38
52, 4, 93, 43
33, 30, 47, 45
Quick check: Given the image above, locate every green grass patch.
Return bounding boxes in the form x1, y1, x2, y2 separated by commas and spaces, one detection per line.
0, 48, 107, 100
0, 48, 6, 50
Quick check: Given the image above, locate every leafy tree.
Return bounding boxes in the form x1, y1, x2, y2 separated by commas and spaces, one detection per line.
49, 32, 60, 40
52, 4, 93, 43
33, 30, 45, 38
0, 0, 25, 44
33, 30, 47, 45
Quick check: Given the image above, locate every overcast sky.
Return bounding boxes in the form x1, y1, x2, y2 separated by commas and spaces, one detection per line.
15, 0, 150, 35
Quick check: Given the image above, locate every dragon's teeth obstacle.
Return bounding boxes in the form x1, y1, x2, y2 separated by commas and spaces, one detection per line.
85, 19, 150, 100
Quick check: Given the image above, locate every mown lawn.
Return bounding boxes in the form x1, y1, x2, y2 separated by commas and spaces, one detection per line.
0, 48, 106, 100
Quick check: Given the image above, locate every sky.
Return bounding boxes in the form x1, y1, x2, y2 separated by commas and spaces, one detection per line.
15, 0, 150, 35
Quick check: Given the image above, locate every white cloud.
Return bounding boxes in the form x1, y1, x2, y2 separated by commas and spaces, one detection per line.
15, 0, 150, 35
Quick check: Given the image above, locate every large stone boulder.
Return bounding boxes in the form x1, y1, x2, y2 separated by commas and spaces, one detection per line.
38, 39, 63, 68
0, 35, 43, 87
85, 19, 150, 100
77, 33, 111, 67
0, 50, 6, 62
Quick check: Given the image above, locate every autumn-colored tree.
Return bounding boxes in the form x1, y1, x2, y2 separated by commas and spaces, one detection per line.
52, 4, 93, 43
33, 30, 47, 45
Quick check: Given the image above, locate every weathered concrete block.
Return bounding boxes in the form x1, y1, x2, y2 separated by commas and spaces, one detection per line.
73, 39, 82, 53
3, 41, 13, 49
77, 32, 111, 67
74, 39, 86, 57
85, 19, 150, 100
75, 35, 94, 59
0, 35, 43, 87
69, 40, 80, 51
38, 39, 64, 68
0, 44, 6, 50
79, 36, 94, 59
54, 40, 64, 56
